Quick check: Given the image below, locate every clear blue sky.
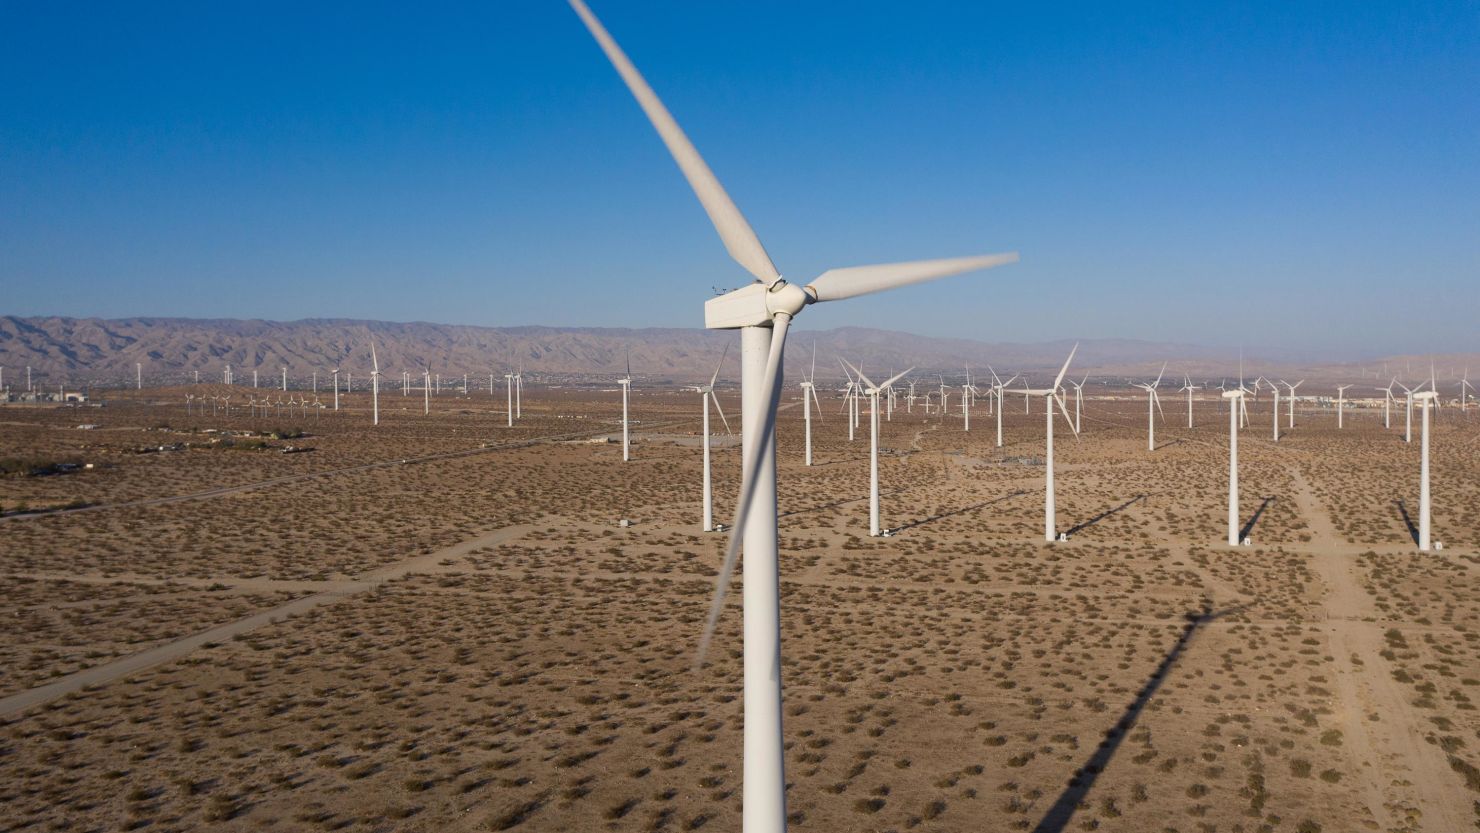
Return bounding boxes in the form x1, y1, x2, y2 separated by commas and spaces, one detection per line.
3, 1, 1476, 357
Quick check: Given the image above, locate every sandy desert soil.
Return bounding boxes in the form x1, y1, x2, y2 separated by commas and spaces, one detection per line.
0, 385, 1476, 832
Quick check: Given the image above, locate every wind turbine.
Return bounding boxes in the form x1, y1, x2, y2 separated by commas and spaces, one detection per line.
695, 345, 733, 532
515, 363, 524, 419
505, 369, 515, 427
332, 367, 341, 411
1281, 379, 1303, 428
844, 361, 913, 537
1460, 369, 1473, 415
798, 345, 822, 466
1269, 380, 1281, 442
1416, 373, 1440, 551
1068, 373, 1087, 433
961, 367, 978, 431
619, 349, 632, 462
1021, 345, 1078, 541
370, 341, 382, 426
252, 369, 258, 388
1223, 384, 1248, 546
281, 366, 288, 391
1135, 363, 1166, 451
990, 369, 1019, 448
1335, 384, 1352, 429
1179, 375, 1199, 428
839, 360, 858, 441
569, 5, 1018, 832
1377, 379, 1395, 429
1397, 380, 1415, 442
422, 368, 431, 415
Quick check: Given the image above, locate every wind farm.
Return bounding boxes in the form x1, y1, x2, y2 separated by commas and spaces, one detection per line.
2, 3, 1478, 833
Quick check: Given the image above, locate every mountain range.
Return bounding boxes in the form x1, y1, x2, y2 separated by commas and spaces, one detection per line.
0, 316, 1471, 387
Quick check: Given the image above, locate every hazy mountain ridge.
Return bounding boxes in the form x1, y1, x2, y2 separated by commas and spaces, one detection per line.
0, 316, 1472, 387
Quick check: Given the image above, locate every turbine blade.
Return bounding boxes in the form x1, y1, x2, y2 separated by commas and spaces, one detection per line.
843, 359, 877, 391
880, 367, 915, 391
1052, 343, 1079, 389
567, 0, 780, 286
711, 390, 733, 435
805, 253, 1017, 302
1153, 389, 1165, 422
696, 313, 791, 668
1153, 362, 1166, 387
1055, 391, 1079, 439
709, 341, 730, 389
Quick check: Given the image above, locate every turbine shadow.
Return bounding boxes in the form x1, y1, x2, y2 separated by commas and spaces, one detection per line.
1063, 494, 1147, 538
1239, 496, 1275, 542
778, 486, 911, 520
1030, 603, 1247, 833
890, 491, 1028, 534
1395, 499, 1420, 546
1153, 439, 1183, 451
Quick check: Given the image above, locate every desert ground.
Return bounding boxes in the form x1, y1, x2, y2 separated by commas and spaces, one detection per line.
1, 382, 1477, 833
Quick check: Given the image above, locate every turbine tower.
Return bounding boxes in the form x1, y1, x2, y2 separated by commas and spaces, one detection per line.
1335, 384, 1352, 429
844, 362, 912, 537
332, 367, 341, 411
569, 5, 1018, 831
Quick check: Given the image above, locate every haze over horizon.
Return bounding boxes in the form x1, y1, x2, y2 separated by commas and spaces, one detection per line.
4, 2, 1477, 355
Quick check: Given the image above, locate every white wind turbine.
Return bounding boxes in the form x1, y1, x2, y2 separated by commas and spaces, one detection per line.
1460, 369, 1473, 414
251, 368, 257, 388
569, 5, 1018, 831
1377, 378, 1395, 429
1335, 384, 1352, 429
1281, 379, 1303, 428
843, 361, 913, 537
505, 369, 515, 427
1135, 363, 1166, 451
1179, 375, 1199, 428
1068, 373, 1087, 433
370, 342, 382, 426
515, 363, 524, 419
695, 345, 733, 532
1223, 383, 1250, 546
1397, 380, 1415, 442
422, 368, 431, 415
618, 349, 632, 462
1268, 379, 1281, 442
990, 368, 1019, 448
961, 367, 979, 431
839, 360, 859, 441
281, 366, 288, 391
1416, 370, 1440, 551
332, 366, 341, 411
1021, 345, 1079, 542
798, 345, 822, 466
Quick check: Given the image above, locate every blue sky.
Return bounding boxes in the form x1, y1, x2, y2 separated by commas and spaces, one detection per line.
2, 1, 1476, 357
